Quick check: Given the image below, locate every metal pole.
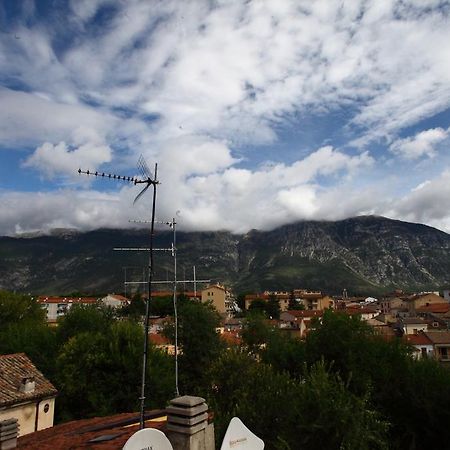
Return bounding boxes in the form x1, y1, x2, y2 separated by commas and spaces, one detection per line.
194, 265, 197, 298
139, 168, 158, 430
172, 218, 180, 396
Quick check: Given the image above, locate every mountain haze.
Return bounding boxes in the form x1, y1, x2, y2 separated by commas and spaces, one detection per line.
1, 216, 449, 295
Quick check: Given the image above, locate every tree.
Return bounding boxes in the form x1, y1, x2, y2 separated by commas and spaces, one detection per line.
121, 293, 146, 319
0, 290, 45, 325
241, 312, 271, 353
0, 321, 57, 380
248, 298, 266, 314
266, 293, 281, 319
56, 303, 115, 344
56, 320, 174, 421
208, 351, 388, 450
165, 299, 224, 394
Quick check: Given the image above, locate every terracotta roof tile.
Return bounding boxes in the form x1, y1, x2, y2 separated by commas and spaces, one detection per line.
416, 303, 450, 314
17, 410, 166, 450
0, 353, 57, 407
406, 333, 433, 346
424, 331, 450, 344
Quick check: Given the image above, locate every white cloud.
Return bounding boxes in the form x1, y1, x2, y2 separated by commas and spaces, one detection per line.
389, 127, 448, 160
23, 127, 112, 178
0, 145, 372, 235
382, 170, 450, 233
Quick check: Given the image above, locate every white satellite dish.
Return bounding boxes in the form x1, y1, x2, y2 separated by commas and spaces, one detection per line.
122, 428, 173, 450
220, 417, 264, 450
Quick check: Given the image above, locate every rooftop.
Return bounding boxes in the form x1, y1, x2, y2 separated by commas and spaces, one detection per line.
424, 331, 450, 345
0, 353, 57, 407
17, 410, 166, 449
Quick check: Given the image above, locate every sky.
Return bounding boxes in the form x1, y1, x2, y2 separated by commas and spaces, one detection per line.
1, 0, 450, 235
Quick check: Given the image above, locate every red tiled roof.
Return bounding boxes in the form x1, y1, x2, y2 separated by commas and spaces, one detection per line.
107, 294, 129, 302
221, 331, 242, 346
148, 333, 171, 346
37, 296, 97, 304
406, 333, 433, 346
0, 353, 57, 407
17, 410, 166, 449
284, 310, 324, 318
416, 303, 450, 314
424, 331, 450, 344
342, 306, 379, 315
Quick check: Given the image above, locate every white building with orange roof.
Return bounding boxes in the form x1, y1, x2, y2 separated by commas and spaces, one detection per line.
37, 296, 98, 324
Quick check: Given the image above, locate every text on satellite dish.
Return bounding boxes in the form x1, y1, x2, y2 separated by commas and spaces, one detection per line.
230, 437, 247, 447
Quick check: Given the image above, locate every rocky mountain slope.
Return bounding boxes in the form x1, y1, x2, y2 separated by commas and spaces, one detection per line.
1, 216, 450, 295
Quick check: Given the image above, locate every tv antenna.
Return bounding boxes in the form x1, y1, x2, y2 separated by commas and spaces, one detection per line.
125, 219, 209, 396
78, 155, 159, 430
120, 218, 210, 397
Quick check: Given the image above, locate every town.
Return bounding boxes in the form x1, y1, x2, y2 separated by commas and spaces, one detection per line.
2, 282, 450, 449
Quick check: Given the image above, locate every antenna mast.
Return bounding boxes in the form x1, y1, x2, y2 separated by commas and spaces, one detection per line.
78, 156, 159, 430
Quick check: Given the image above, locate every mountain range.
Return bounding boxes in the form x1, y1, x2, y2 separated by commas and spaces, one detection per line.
1, 216, 450, 296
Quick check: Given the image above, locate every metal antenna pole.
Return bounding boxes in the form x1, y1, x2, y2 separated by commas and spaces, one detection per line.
78, 156, 159, 430
129, 217, 180, 396
140, 166, 158, 429
194, 265, 197, 298
171, 217, 180, 396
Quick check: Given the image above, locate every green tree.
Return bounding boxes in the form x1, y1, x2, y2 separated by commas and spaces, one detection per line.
56, 303, 115, 344
0, 321, 58, 380
0, 290, 45, 325
56, 320, 174, 421
266, 293, 281, 319
209, 351, 388, 450
241, 312, 271, 353
121, 293, 146, 319
165, 299, 224, 394
248, 298, 267, 315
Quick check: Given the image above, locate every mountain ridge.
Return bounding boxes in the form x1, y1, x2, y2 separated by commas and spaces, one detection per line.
1, 216, 449, 295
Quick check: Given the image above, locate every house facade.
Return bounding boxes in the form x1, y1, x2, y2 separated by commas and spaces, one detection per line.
201, 284, 236, 316
0, 353, 57, 436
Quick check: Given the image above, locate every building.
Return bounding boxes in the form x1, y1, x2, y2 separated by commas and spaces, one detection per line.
280, 310, 324, 338
101, 294, 130, 308
406, 332, 434, 359
37, 296, 98, 324
245, 290, 334, 312
201, 284, 236, 316
424, 331, 450, 364
293, 290, 334, 310
245, 292, 290, 312
404, 292, 444, 314
342, 306, 380, 321
0, 354, 57, 437
398, 317, 428, 335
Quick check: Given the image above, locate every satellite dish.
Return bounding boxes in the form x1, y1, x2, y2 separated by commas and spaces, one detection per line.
220, 417, 264, 450
122, 428, 173, 450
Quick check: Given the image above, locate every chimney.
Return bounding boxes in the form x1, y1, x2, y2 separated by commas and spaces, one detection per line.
0, 418, 19, 450
19, 376, 35, 394
166, 396, 214, 450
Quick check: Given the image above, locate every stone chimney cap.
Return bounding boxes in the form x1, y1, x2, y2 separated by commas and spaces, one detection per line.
170, 395, 205, 408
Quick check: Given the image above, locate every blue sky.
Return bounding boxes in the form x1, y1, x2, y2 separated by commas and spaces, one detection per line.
1, 0, 450, 235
